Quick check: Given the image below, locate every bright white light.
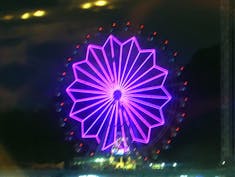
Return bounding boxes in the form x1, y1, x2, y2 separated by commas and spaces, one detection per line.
222, 160, 226, 165
172, 162, 177, 167
161, 162, 165, 168
94, 158, 105, 163
80, 2, 93, 9
149, 163, 153, 167
94, 0, 108, 7
33, 10, 46, 17
180, 175, 188, 177
78, 175, 99, 177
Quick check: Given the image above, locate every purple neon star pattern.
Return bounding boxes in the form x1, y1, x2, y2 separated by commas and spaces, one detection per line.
66, 35, 171, 151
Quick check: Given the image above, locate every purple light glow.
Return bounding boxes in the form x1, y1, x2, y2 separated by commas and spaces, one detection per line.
66, 35, 171, 151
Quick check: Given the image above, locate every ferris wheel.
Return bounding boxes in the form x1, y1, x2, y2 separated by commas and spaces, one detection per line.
56, 22, 188, 158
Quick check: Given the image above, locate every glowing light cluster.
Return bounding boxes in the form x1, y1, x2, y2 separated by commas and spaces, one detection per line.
66, 35, 171, 151
33, 10, 46, 17
21, 12, 31, 20
2, 14, 14, 20
20, 10, 46, 20
80, 0, 108, 9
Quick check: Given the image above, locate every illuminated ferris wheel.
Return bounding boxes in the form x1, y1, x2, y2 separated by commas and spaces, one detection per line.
56, 22, 188, 158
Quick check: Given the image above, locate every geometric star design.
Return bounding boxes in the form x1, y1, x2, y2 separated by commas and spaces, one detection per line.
66, 35, 171, 151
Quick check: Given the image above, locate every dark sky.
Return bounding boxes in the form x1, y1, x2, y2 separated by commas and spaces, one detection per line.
0, 0, 220, 168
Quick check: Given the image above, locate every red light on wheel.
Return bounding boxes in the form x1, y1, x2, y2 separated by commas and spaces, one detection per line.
140, 24, 144, 29
156, 149, 161, 154
164, 40, 169, 45
126, 21, 131, 26
112, 22, 117, 27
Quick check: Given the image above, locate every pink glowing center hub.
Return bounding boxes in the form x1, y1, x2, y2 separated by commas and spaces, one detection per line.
66, 35, 171, 151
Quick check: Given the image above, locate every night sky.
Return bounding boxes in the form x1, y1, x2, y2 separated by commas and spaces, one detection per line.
0, 0, 220, 168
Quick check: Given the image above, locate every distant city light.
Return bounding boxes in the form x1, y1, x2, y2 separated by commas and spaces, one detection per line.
2, 15, 14, 20
222, 160, 226, 165
161, 162, 165, 168
172, 162, 177, 167
180, 175, 188, 177
94, 0, 108, 7
33, 10, 46, 17
81, 2, 93, 9
21, 12, 31, 20
94, 157, 105, 163
149, 163, 153, 167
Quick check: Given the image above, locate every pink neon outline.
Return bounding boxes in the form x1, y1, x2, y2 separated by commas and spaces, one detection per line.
102, 49, 114, 81
127, 93, 169, 100
125, 72, 166, 92
66, 35, 172, 151
89, 46, 112, 84
74, 77, 106, 92
122, 51, 154, 88
124, 104, 147, 143
85, 46, 110, 86
82, 100, 113, 141
119, 39, 134, 85
119, 107, 128, 151
128, 99, 163, 123
75, 65, 107, 89
125, 103, 152, 143
113, 61, 118, 85
102, 103, 116, 150
126, 85, 161, 94
124, 66, 155, 90
70, 97, 109, 116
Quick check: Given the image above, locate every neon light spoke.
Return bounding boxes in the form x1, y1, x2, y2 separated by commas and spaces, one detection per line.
127, 93, 169, 99
71, 97, 109, 115
125, 104, 147, 140
67, 89, 106, 95
120, 52, 140, 86
81, 99, 111, 124
119, 107, 128, 148
126, 86, 161, 94
125, 102, 150, 127
118, 46, 123, 84
75, 78, 106, 92
124, 67, 154, 89
110, 37, 115, 58
128, 99, 162, 123
128, 96, 160, 111
66, 35, 171, 151
122, 53, 153, 88
119, 40, 134, 85
75, 65, 107, 89
125, 73, 166, 91
96, 105, 114, 142
125, 103, 151, 143
87, 61, 110, 86
76, 95, 108, 103
114, 102, 118, 146
102, 49, 114, 81
102, 103, 116, 150
90, 48, 112, 84
83, 98, 111, 119
113, 61, 118, 85
83, 101, 113, 135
